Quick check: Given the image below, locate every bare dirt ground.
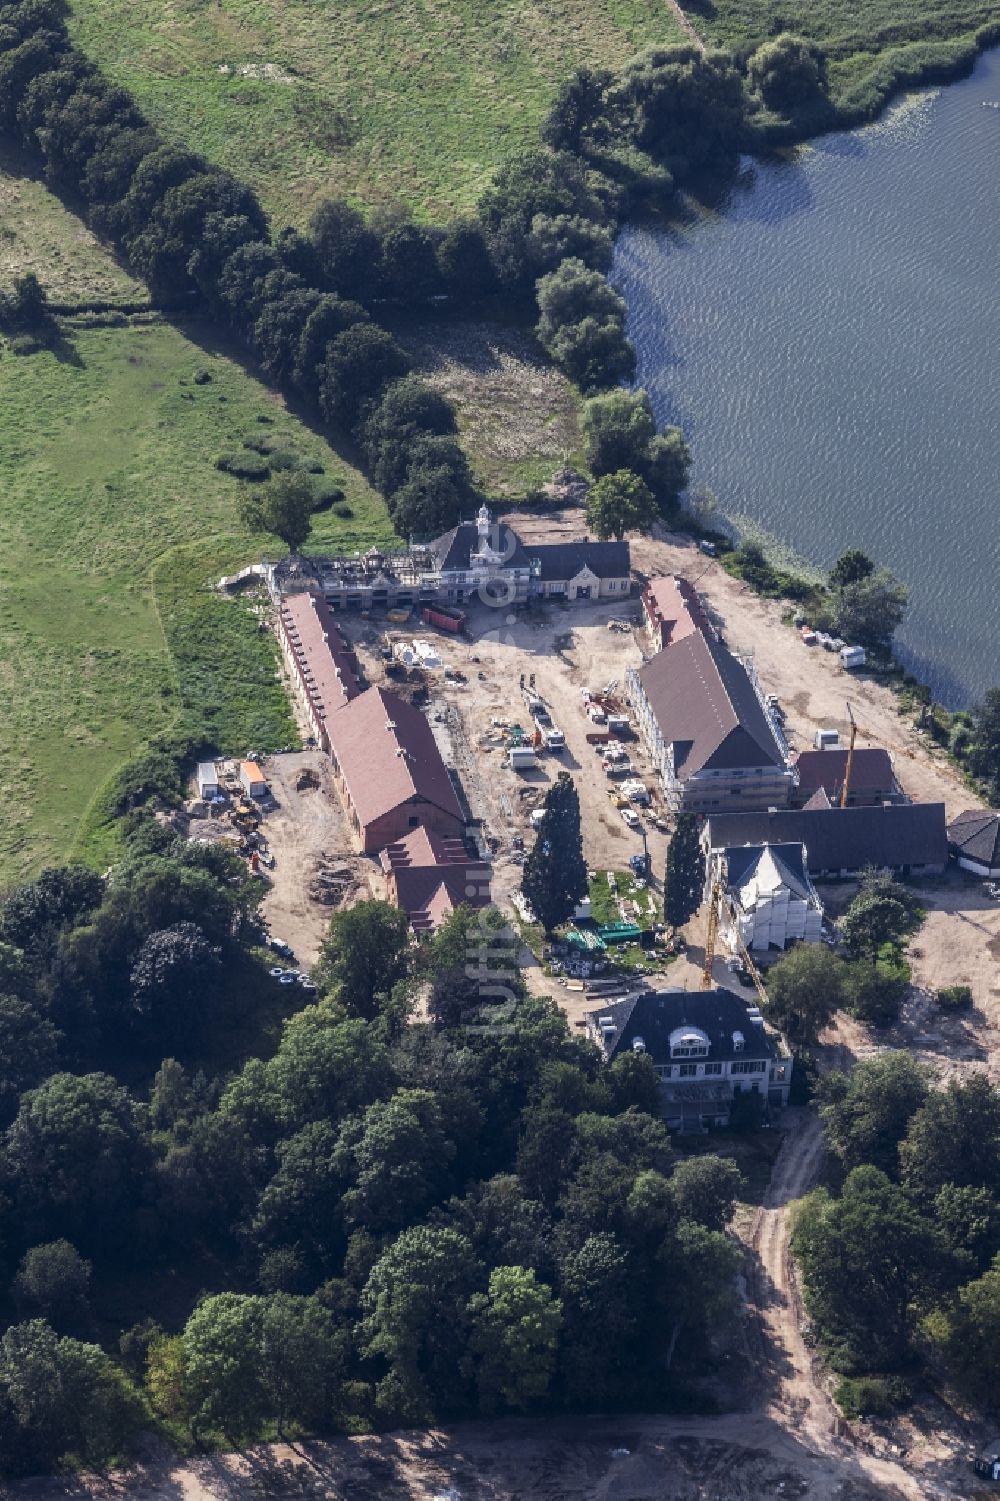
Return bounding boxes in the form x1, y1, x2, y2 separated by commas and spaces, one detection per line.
257, 752, 375, 968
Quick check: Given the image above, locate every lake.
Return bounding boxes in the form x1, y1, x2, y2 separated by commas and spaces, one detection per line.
615, 49, 1000, 708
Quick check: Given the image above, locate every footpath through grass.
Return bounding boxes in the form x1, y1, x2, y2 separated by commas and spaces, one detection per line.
0, 316, 391, 880
66, 0, 684, 224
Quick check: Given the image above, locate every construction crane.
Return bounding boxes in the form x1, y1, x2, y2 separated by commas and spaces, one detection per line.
839, 701, 857, 808
701, 882, 721, 989
701, 882, 770, 1010
837, 701, 918, 807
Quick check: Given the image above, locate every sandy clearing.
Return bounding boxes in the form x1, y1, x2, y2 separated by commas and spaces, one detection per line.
257, 751, 376, 968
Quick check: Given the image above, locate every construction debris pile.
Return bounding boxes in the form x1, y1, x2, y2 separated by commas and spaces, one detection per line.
309, 856, 360, 907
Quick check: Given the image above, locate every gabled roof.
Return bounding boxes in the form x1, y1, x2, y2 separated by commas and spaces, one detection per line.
706, 803, 948, 873
724, 843, 817, 907
328, 686, 464, 830
636, 632, 786, 776
794, 748, 895, 796
589, 988, 775, 1065
802, 786, 833, 811
947, 809, 1000, 867
529, 539, 630, 582
643, 575, 712, 647
379, 827, 491, 927
280, 590, 362, 721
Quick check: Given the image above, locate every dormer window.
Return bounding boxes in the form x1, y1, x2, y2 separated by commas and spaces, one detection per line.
668, 1025, 710, 1060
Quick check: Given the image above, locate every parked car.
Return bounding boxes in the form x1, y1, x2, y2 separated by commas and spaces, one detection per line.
621, 807, 640, 829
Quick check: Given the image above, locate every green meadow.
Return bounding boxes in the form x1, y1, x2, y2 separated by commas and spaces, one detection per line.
65, 0, 999, 230
66, 0, 685, 225
0, 312, 391, 879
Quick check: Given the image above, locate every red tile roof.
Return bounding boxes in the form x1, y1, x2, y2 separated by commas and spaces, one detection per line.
380, 827, 490, 929
280, 591, 362, 724
329, 685, 464, 832
643, 575, 711, 648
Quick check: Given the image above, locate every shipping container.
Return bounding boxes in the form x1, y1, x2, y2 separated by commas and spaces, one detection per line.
421, 604, 466, 633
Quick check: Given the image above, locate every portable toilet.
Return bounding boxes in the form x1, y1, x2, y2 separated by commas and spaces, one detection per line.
197, 761, 220, 799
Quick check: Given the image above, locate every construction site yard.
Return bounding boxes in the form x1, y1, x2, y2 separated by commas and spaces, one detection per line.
244, 519, 999, 1039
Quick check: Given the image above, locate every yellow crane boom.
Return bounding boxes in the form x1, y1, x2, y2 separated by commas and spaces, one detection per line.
702, 881, 769, 1009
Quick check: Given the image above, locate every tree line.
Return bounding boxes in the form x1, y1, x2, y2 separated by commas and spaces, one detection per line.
0, 811, 747, 1472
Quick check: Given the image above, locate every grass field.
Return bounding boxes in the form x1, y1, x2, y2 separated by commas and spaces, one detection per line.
396, 319, 586, 497
0, 308, 391, 880
65, 0, 999, 225
0, 140, 148, 303
65, 0, 684, 225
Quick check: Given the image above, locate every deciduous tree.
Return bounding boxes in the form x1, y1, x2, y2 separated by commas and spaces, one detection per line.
239, 471, 315, 554
585, 469, 657, 540
468, 1265, 562, 1412
765, 942, 847, 1046
747, 34, 828, 114
832, 568, 908, 654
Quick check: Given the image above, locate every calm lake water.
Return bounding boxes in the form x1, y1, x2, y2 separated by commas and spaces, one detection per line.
615, 50, 1000, 708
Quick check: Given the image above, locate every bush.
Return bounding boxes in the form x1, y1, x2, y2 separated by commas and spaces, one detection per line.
834, 1374, 910, 1420
215, 453, 271, 482
267, 449, 301, 472
333, 503, 354, 519
311, 483, 345, 512
936, 984, 973, 1012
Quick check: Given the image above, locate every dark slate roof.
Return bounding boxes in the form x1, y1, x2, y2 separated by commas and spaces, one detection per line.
528, 539, 630, 582
795, 748, 895, 795
947, 809, 1000, 868
637, 632, 786, 776
589, 987, 776, 1065
706, 803, 948, 873
724, 842, 813, 902
427, 519, 530, 573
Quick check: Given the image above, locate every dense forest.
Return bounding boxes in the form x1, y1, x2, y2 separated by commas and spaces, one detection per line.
794, 1055, 1000, 1418
0, 810, 748, 1473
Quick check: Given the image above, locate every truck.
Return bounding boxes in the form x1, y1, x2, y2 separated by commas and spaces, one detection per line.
542, 725, 565, 751
508, 745, 537, 771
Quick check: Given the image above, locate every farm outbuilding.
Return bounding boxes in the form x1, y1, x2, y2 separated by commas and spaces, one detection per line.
196, 761, 219, 799
240, 761, 269, 800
